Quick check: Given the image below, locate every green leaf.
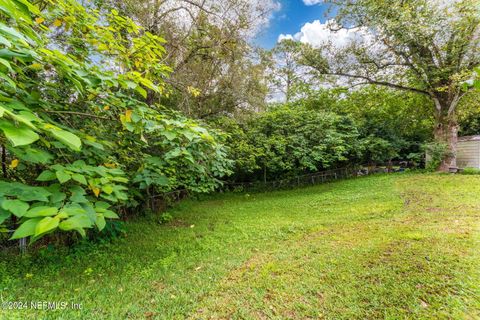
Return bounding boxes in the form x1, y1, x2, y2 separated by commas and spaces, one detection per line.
48, 128, 81, 151
59, 214, 92, 231
60, 206, 86, 216
75, 228, 86, 237
96, 213, 106, 231
1, 199, 29, 217
0, 57, 12, 71
0, 208, 10, 224
70, 190, 88, 203
34, 216, 59, 236
102, 210, 119, 219
102, 184, 113, 194
135, 85, 147, 98
10, 218, 42, 239
37, 170, 56, 181
56, 170, 71, 184
0, 22, 29, 44
50, 191, 66, 203
9, 147, 53, 164
94, 201, 110, 212
72, 174, 87, 185
24, 206, 58, 218
0, 121, 39, 146
55, 212, 69, 219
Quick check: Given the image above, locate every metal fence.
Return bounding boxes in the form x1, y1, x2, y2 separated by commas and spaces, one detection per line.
220, 166, 362, 192
146, 163, 407, 211
1, 163, 407, 251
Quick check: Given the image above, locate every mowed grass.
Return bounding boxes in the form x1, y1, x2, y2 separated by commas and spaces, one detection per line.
1, 173, 480, 319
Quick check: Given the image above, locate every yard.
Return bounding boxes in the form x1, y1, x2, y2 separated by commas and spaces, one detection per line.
1, 173, 479, 319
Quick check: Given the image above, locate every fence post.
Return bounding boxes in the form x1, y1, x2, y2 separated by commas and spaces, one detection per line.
19, 238, 26, 254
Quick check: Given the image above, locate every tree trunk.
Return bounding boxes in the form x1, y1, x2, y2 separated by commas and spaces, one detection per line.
433, 117, 458, 172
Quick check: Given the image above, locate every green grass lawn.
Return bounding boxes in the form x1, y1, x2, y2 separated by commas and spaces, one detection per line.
1, 173, 479, 319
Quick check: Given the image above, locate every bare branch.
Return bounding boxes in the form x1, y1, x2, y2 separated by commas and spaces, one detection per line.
322, 71, 431, 96
43, 110, 111, 120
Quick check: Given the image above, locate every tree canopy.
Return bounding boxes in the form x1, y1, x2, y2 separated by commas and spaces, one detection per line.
301, 0, 480, 170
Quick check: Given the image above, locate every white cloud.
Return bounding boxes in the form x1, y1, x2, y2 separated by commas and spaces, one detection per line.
278, 19, 371, 49
277, 34, 295, 42
302, 0, 324, 5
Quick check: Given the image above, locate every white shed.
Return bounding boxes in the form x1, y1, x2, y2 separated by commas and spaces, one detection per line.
457, 135, 480, 169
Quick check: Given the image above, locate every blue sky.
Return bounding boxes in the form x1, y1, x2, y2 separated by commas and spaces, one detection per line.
254, 0, 332, 49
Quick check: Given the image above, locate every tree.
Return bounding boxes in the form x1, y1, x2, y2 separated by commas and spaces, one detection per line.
217, 105, 361, 183
301, 0, 480, 171
103, 0, 277, 118
267, 39, 308, 103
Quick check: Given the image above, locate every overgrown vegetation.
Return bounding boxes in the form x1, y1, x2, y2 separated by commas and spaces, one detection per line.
460, 167, 480, 175
1, 1, 480, 317
1, 174, 479, 319
0, 1, 231, 243
0, 0, 479, 261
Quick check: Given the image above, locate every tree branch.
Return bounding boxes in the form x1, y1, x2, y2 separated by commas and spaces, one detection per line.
43, 110, 111, 120
324, 71, 431, 96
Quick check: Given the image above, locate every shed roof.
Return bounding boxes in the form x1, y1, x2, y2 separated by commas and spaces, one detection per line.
458, 135, 480, 142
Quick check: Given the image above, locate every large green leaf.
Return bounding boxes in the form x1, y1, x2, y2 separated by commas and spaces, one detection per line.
95, 213, 106, 231
10, 218, 41, 239
24, 206, 58, 218
0, 22, 29, 44
0, 181, 51, 201
49, 191, 66, 204
48, 128, 82, 151
102, 209, 119, 219
0, 208, 10, 224
18, 188, 51, 202
55, 170, 71, 184
1, 199, 29, 217
59, 214, 92, 233
69, 185, 88, 203
72, 173, 87, 185
9, 147, 53, 164
94, 201, 110, 212
60, 206, 86, 216
34, 216, 59, 236
36, 170, 56, 181
0, 121, 39, 146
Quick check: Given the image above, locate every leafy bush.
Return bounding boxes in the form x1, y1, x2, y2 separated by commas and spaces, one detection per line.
216, 105, 361, 182
460, 167, 480, 175
0, 0, 231, 245
424, 142, 449, 172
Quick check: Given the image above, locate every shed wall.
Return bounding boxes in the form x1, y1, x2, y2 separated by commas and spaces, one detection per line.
457, 140, 480, 168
